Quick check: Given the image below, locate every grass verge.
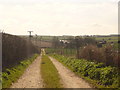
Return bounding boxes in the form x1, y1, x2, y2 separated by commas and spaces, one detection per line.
41, 55, 62, 88
51, 54, 120, 89
2, 54, 39, 88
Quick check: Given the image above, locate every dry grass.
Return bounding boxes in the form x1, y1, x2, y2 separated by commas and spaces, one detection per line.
79, 45, 120, 67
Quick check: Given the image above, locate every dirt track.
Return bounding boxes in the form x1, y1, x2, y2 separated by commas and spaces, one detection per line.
49, 56, 92, 88
11, 55, 43, 88
10, 52, 93, 88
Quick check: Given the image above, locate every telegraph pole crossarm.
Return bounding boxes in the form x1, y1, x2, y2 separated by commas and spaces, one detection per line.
28, 31, 33, 38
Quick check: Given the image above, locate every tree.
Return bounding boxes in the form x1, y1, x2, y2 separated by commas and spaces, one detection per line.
84, 37, 96, 45
52, 36, 60, 48
75, 36, 84, 59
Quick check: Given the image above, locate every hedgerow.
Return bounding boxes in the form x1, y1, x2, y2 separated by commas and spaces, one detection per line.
2, 54, 38, 88
2, 33, 39, 71
51, 54, 120, 88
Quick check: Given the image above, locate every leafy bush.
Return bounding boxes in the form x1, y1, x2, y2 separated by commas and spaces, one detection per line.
52, 54, 120, 88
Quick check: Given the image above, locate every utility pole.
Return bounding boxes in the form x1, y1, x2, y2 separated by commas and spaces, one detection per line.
27, 31, 33, 57
28, 31, 33, 40
35, 34, 37, 47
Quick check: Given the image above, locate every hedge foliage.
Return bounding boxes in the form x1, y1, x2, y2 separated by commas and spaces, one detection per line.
2, 33, 39, 71
2, 54, 38, 88
52, 54, 120, 88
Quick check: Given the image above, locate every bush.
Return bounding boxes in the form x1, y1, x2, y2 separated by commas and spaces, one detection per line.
79, 45, 120, 68
52, 54, 120, 88
79, 45, 104, 62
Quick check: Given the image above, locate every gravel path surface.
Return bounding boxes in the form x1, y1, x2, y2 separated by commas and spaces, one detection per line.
11, 55, 43, 88
10, 52, 93, 88
49, 56, 92, 88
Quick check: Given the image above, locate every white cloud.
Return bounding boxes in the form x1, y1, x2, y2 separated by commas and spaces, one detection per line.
0, 1, 118, 35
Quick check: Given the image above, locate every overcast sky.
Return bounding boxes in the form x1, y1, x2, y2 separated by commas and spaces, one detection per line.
0, 0, 119, 35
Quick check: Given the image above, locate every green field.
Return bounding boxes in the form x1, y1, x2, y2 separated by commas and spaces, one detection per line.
95, 36, 120, 50
95, 36, 119, 43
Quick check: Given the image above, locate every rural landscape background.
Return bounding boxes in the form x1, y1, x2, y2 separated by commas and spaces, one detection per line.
0, 0, 120, 89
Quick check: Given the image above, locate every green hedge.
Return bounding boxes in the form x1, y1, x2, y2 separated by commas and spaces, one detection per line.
51, 54, 120, 88
2, 33, 39, 71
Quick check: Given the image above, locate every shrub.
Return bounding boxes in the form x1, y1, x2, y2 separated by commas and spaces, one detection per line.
79, 45, 120, 68
52, 54, 120, 88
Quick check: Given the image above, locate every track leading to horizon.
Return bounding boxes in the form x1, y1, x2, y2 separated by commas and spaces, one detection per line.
49, 56, 92, 88
11, 55, 43, 88
10, 49, 93, 88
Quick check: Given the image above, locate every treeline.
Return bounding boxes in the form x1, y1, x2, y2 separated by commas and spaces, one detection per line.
2, 33, 39, 71
49, 36, 120, 68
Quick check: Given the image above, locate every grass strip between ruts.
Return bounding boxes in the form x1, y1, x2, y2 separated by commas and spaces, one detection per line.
41, 55, 62, 88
